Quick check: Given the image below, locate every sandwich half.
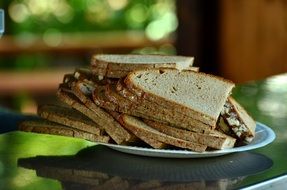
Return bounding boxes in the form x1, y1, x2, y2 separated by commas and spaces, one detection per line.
219, 97, 256, 143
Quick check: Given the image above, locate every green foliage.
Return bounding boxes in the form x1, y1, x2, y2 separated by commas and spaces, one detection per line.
6, 0, 166, 34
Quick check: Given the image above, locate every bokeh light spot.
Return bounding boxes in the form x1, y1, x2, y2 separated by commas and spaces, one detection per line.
43, 29, 62, 47
9, 2, 30, 23
107, 0, 128, 10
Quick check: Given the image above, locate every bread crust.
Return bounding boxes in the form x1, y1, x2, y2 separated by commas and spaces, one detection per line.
91, 66, 199, 79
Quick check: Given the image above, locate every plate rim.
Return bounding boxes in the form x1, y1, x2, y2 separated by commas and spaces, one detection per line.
97, 122, 276, 158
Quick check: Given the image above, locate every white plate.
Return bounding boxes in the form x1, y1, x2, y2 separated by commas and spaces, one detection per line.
98, 122, 275, 158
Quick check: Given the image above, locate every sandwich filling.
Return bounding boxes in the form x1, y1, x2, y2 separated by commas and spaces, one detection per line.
78, 81, 95, 96
220, 100, 254, 143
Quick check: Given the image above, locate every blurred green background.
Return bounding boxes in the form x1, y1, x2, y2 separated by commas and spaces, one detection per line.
0, 0, 177, 112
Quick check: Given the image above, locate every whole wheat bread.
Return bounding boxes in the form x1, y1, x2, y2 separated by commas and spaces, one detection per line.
143, 119, 236, 149
57, 87, 135, 145
91, 54, 195, 78
69, 79, 139, 143
92, 84, 119, 111
108, 111, 167, 149
114, 80, 213, 132
19, 120, 110, 143
37, 104, 103, 135
124, 69, 235, 128
119, 114, 207, 152
93, 84, 169, 149
105, 85, 211, 132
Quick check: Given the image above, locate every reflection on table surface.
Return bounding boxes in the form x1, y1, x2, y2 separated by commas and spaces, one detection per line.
18, 145, 272, 190
0, 74, 287, 190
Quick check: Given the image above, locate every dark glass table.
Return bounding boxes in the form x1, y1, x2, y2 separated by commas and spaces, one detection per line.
1, 74, 287, 190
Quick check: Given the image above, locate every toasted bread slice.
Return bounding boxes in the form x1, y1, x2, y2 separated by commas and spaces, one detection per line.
91, 54, 195, 78
124, 69, 234, 128
38, 104, 103, 135
57, 87, 135, 145
119, 114, 207, 152
19, 120, 110, 143
220, 97, 256, 143
143, 119, 236, 149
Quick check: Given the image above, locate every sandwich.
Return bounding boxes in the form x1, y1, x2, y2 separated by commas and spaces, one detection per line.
218, 97, 256, 143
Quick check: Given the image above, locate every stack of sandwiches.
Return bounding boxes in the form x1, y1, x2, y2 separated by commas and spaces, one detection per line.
19, 54, 256, 152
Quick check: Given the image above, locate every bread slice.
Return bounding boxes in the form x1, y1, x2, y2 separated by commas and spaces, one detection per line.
92, 54, 195, 70
143, 119, 236, 149
69, 80, 139, 143
105, 83, 185, 127
124, 69, 235, 128
119, 114, 207, 152
220, 97, 256, 143
104, 83, 138, 113
93, 83, 150, 120
57, 87, 135, 145
114, 80, 212, 132
19, 120, 110, 143
91, 54, 195, 78
108, 111, 167, 149
92, 85, 119, 112
37, 104, 103, 135
92, 83, 175, 134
